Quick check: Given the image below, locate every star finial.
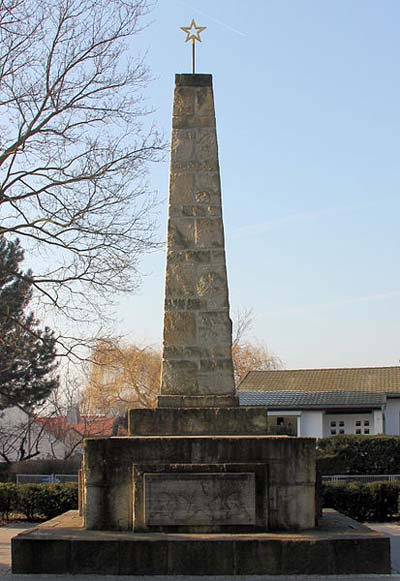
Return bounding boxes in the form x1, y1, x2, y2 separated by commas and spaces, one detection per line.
180, 19, 207, 74
181, 19, 206, 43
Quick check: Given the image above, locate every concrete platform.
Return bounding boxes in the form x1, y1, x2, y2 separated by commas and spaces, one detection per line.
12, 509, 390, 576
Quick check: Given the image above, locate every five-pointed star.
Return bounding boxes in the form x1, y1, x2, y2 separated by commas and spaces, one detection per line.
180, 19, 206, 43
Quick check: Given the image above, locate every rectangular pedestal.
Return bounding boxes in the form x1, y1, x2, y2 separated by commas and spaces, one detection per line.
83, 435, 316, 532
12, 510, 391, 575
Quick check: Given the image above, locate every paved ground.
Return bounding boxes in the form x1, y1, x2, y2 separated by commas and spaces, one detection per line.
1, 520, 400, 580
369, 522, 400, 573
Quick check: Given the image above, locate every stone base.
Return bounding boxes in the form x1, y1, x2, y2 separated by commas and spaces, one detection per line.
157, 394, 239, 408
82, 435, 316, 531
12, 509, 391, 575
128, 406, 268, 435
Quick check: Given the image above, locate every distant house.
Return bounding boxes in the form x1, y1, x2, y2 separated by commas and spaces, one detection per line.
0, 405, 115, 462
238, 366, 400, 438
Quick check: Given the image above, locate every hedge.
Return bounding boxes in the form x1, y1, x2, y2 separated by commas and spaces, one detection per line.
317, 435, 400, 475
322, 480, 400, 522
0, 482, 78, 520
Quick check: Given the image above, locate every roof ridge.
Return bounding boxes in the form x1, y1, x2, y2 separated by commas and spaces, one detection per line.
249, 366, 400, 373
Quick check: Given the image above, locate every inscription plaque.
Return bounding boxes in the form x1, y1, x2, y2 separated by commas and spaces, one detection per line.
144, 472, 256, 526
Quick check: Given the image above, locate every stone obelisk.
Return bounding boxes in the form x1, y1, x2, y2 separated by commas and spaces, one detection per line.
159, 74, 237, 409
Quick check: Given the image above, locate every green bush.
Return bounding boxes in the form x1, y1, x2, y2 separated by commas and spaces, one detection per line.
15, 484, 43, 520
0, 483, 17, 519
322, 480, 400, 521
35, 483, 78, 519
317, 435, 400, 475
0, 482, 78, 520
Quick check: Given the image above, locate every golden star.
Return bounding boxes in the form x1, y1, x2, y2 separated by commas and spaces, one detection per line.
180, 19, 206, 43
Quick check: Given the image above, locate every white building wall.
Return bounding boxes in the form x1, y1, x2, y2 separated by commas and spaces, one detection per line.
0, 407, 69, 462
300, 411, 324, 438
373, 410, 384, 435
323, 412, 374, 437
384, 398, 400, 435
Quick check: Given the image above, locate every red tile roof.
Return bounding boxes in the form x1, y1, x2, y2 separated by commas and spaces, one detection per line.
34, 416, 115, 440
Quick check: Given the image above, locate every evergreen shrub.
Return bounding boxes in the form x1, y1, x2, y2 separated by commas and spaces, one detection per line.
322, 480, 400, 521
317, 435, 400, 475
0, 482, 78, 520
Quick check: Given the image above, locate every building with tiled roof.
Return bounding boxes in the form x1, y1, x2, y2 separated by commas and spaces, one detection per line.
0, 405, 116, 463
238, 367, 400, 438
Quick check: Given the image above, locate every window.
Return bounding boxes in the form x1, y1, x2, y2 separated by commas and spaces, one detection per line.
356, 429, 362, 434
364, 429, 370, 435
356, 421, 361, 426
364, 420, 370, 427
330, 421, 336, 427
330, 429, 336, 435
277, 417, 284, 426
339, 421, 344, 427
339, 429, 345, 434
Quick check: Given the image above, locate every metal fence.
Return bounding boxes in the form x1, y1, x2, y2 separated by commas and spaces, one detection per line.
322, 474, 400, 483
16, 473, 78, 485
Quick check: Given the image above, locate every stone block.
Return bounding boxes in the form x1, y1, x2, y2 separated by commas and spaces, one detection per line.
195, 217, 224, 248
118, 539, 169, 575
197, 268, 227, 298
280, 540, 336, 575
163, 312, 196, 346
144, 472, 256, 526
71, 540, 122, 575
171, 128, 196, 161
192, 128, 218, 163
234, 539, 282, 575
128, 407, 269, 436
12, 538, 70, 574
195, 86, 215, 115
173, 113, 216, 129
167, 219, 195, 250
161, 359, 199, 395
197, 311, 232, 343
157, 394, 239, 408
197, 370, 235, 394
332, 536, 391, 574
173, 85, 195, 116
169, 172, 194, 205
175, 73, 212, 87
165, 262, 197, 297
170, 159, 220, 173
194, 171, 221, 195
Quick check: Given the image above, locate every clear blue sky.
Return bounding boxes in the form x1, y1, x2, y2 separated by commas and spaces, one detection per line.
115, 0, 400, 369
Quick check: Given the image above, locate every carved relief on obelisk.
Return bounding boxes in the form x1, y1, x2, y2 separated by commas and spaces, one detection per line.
159, 74, 237, 408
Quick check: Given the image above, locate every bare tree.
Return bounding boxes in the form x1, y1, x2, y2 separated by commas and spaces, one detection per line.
83, 338, 160, 415
232, 308, 282, 385
0, 0, 164, 354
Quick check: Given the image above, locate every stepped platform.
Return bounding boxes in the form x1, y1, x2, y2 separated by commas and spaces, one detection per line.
12, 509, 390, 576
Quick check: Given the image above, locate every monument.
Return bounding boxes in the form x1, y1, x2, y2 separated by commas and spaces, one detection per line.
12, 21, 390, 576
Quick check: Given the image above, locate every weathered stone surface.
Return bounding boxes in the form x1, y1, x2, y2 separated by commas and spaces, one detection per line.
128, 407, 269, 436
157, 394, 239, 408
145, 473, 256, 526
82, 435, 316, 531
12, 509, 391, 575
160, 73, 235, 403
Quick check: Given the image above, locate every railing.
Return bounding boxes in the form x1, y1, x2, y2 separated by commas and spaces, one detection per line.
16, 473, 78, 485
322, 474, 400, 483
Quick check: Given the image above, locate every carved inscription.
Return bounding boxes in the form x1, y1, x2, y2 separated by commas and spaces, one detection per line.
144, 473, 255, 526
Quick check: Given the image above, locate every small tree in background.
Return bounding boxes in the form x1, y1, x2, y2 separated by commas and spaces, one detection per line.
232, 308, 282, 385
0, 236, 58, 409
83, 339, 160, 415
